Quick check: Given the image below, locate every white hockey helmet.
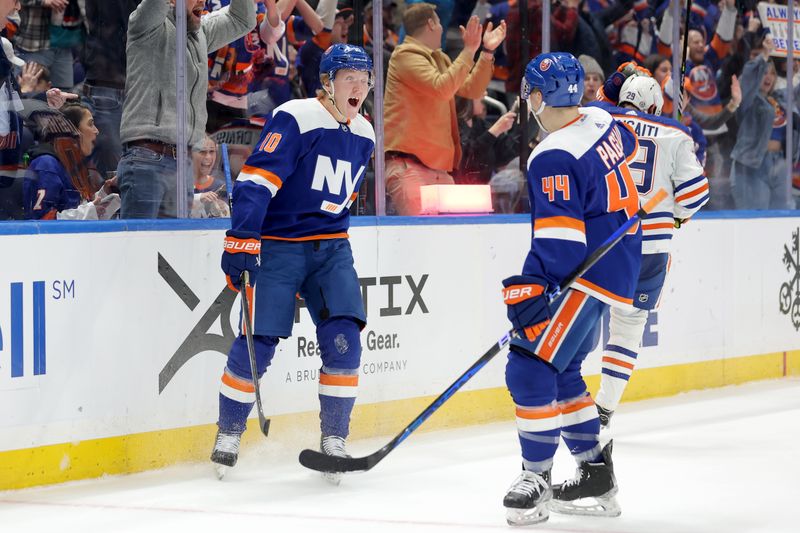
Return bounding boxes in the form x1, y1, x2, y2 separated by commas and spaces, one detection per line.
619, 75, 664, 116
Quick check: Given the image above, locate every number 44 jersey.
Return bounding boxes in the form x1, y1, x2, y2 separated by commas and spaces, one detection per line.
591, 100, 709, 254
524, 105, 642, 309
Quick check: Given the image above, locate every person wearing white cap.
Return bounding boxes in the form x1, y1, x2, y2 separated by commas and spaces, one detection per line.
578, 54, 603, 106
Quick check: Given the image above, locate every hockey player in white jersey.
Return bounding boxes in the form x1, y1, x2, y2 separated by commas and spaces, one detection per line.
590, 75, 709, 427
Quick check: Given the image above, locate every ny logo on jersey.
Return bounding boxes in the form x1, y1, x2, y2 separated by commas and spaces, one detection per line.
311, 155, 365, 215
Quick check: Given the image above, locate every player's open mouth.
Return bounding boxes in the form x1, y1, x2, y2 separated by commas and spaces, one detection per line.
192, 7, 203, 19
348, 97, 360, 108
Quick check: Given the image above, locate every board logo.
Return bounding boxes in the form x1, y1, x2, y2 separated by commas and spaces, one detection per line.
779, 228, 800, 331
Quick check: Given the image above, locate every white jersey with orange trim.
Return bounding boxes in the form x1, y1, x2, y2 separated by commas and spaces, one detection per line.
522, 105, 642, 309
591, 101, 709, 254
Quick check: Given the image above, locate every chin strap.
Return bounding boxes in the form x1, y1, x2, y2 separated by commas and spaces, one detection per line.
323, 81, 349, 123
531, 99, 548, 134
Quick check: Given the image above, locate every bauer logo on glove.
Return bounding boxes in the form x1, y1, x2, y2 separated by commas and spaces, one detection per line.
221, 230, 262, 291
502, 275, 552, 342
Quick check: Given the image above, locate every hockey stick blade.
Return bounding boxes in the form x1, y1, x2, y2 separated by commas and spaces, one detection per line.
299, 448, 377, 474
299, 189, 667, 474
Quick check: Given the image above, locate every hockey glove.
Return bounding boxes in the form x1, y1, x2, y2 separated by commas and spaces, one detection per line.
600, 61, 653, 104
222, 230, 261, 292
502, 275, 551, 342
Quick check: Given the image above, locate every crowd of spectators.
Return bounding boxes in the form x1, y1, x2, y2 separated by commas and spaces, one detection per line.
0, 0, 799, 222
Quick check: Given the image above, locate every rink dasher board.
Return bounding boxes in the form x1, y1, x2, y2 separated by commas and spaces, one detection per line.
0, 215, 799, 489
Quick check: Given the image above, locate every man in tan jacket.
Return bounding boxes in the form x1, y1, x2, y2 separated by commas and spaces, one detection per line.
384, 3, 506, 215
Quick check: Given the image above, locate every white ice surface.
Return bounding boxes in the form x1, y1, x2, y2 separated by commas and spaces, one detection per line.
2, 378, 799, 533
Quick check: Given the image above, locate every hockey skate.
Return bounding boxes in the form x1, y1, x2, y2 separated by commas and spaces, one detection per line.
503, 469, 552, 526
549, 441, 621, 517
597, 404, 614, 429
320, 435, 349, 485
211, 430, 241, 480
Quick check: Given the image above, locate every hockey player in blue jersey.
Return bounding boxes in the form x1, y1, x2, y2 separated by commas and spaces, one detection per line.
211, 43, 375, 482
589, 75, 709, 428
501, 52, 642, 526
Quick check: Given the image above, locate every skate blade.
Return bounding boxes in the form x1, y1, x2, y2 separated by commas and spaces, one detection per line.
214, 464, 228, 480
505, 505, 550, 526
549, 493, 621, 517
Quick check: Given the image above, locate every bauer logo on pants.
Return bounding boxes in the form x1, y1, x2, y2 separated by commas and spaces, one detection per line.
779, 227, 800, 331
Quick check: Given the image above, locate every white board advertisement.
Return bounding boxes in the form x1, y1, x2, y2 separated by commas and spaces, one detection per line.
1, 217, 799, 453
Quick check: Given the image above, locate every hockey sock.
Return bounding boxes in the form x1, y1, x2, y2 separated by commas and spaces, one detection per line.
596, 306, 647, 411
218, 368, 255, 434
596, 344, 638, 411
506, 349, 560, 472
316, 318, 362, 438
559, 393, 602, 464
217, 335, 278, 434
318, 369, 358, 437
515, 402, 561, 472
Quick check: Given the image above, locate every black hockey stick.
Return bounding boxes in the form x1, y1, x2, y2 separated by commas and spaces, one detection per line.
678, 0, 693, 120
222, 143, 270, 437
239, 270, 271, 436
298, 189, 669, 474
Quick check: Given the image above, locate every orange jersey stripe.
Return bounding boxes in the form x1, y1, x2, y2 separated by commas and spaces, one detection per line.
262, 233, 350, 242
575, 278, 634, 306
642, 223, 675, 231
676, 183, 709, 203
515, 405, 560, 420
240, 165, 283, 188
538, 291, 587, 362
602, 356, 635, 370
222, 372, 255, 393
534, 216, 586, 233
320, 373, 359, 387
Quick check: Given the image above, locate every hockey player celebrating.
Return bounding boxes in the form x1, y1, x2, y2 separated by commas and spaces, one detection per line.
501, 52, 642, 526
211, 43, 375, 482
590, 75, 709, 427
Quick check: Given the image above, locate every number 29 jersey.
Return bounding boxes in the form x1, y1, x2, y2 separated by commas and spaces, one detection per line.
591, 101, 709, 254
524, 105, 642, 308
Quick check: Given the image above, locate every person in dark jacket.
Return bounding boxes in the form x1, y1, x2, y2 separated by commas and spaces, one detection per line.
453, 93, 518, 185
81, 0, 142, 176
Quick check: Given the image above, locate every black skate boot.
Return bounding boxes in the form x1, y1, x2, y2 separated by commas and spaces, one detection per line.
550, 441, 621, 517
211, 430, 241, 479
320, 435, 350, 486
503, 469, 552, 526
597, 404, 614, 429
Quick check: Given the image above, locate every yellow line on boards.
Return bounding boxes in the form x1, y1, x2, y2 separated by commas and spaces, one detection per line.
1, 350, 798, 490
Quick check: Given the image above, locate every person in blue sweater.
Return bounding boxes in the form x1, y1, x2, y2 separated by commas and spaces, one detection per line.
23, 103, 108, 219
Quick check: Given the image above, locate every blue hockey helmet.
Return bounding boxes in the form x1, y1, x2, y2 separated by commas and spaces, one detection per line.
521, 52, 584, 107
320, 44, 374, 84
